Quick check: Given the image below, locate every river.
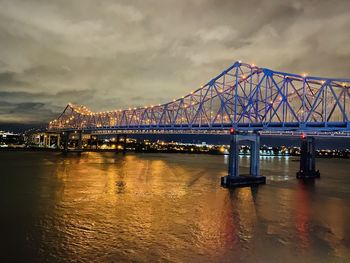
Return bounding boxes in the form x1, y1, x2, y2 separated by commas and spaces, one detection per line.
0, 151, 349, 262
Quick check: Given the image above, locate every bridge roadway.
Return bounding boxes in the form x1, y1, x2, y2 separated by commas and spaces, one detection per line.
46, 61, 350, 187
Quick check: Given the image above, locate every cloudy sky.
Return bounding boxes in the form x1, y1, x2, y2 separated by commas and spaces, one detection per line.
0, 0, 349, 124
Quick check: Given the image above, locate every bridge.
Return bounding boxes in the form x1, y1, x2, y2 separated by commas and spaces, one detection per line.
47, 61, 350, 187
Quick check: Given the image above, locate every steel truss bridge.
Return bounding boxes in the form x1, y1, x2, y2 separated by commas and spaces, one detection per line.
48, 61, 350, 135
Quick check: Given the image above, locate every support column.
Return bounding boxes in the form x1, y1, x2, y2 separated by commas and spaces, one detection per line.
115, 134, 120, 154
250, 134, 260, 177
122, 134, 127, 155
43, 134, 48, 147
221, 132, 266, 188
57, 134, 61, 149
77, 130, 83, 150
296, 136, 320, 179
95, 135, 98, 149
228, 134, 239, 177
63, 132, 69, 152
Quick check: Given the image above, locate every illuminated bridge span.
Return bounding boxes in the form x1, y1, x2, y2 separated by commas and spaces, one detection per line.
49, 61, 350, 134
47, 61, 350, 186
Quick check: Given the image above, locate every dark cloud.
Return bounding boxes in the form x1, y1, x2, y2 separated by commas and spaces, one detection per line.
0, 101, 59, 123
0, 0, 349, 124
0, 71, 28, 87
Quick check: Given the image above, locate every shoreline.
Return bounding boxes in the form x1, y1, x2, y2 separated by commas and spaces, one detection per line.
0, 147, 349, 159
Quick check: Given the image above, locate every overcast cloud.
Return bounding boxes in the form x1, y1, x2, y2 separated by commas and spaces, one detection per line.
0, 0, 349, 123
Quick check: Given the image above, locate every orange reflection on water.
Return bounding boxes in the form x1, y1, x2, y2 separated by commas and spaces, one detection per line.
295, 181, 311, 250
30, 152, 350, 262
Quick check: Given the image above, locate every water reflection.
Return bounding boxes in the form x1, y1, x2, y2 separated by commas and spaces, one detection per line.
229, 187, 258, 245
0, 152, 349, 262
295, 181, 313, 250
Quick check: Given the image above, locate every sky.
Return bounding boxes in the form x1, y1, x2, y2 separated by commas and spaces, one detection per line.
0, 0, 349, 126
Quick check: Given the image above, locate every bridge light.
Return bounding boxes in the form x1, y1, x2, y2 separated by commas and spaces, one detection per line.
230, 127, 235, 134
302, 73, 308, 78
301, 133, 306, 139
251, 63, 255, 67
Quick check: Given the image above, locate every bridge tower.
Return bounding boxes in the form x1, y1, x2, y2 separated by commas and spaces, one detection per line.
221, 129, 266, 187
296, 136, 320, 179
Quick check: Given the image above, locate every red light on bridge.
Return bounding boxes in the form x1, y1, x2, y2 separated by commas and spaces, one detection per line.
301, 133, 306, 139
230, 128, 235, 135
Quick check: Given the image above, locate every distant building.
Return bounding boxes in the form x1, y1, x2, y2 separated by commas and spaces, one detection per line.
0, 131, 24, 147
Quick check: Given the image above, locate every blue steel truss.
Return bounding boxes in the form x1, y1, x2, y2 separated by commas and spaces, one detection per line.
49, 61, 350, 133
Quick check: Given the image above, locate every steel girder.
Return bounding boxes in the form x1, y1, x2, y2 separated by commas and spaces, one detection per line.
48, 61, 350, 133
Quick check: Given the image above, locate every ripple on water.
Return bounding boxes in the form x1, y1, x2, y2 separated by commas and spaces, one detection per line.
0, 152, 350, 262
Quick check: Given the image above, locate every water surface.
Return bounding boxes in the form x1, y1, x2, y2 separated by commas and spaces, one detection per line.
1, 152, 349, 262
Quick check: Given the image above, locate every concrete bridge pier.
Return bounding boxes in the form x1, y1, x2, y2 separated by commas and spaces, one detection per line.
63, 132, 69, 153
57, 134, 61, 149
47, 135, 51, 148
77, 130, 83, 150
296, 136, 320, 179
41, 134, 48, 147
46, 133, 61, 148
115, 134, 120, 153
94, 135, 98, 149
122, 134, 127, 155
115, 134, 127, 154
62, 130, 83, 153
221, 132, 266, 188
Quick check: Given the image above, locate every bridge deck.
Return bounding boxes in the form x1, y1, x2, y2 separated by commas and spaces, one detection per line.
48, 61, 350, 135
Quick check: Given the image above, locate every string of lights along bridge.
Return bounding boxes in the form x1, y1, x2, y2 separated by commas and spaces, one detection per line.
49, 61, 350, 134
47, 61, 350, 187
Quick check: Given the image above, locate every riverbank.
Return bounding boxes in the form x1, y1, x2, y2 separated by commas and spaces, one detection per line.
1, 146, 349, 159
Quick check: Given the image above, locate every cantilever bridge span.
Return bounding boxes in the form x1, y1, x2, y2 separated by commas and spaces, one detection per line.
46, 61, 350, 186
49, 61, 350, 135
